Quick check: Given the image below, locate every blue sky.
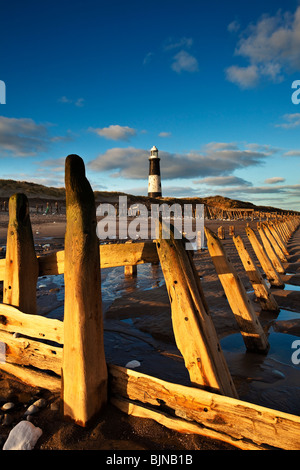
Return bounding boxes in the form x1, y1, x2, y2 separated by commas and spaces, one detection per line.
1, 0, 300, 210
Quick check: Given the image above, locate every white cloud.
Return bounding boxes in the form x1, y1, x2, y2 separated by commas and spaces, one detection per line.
0, 116, 50, 156
75, 98, 85, 107
193, 175, 252, 186
143, 52, 154, 65
226, 6, 300, 87
58, 96, 85, 107
158, 132, 171, 138
225, 65, 259, 89
264, 177, 286, 184
163, 37, 194, 51
88, 142, 272, 180
171, 50, 199, 73
276, 113, 300, 129
283, 149, 300, 157
58, 96, 72, 104
227, 20, 240, 33
89, 125, 137, 141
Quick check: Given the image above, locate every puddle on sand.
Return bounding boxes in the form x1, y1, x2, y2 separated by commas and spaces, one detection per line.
221, 316, 300, 416
39, 263, 165, 320
276, 309, 300, 321
283, 283, 300, 291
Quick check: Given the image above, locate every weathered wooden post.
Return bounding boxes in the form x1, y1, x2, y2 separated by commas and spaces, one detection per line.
275, 221, 288, 244
3, 193, 38, 314
217, 226, 225, 239
268, 222, 289, 257
233, 235, 278, 312
62, 154, 107, 426
124, 265, 137, 277
245, 227, 284, 288
156, 219, 238, 398
258, 225, 285, 274
205, 227, 269, 354
261, 223, 287, 263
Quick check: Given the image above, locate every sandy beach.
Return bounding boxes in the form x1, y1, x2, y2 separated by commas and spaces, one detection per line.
0, 210, 300, 451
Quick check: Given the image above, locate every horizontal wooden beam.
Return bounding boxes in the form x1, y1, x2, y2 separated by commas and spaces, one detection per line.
111, 397, 261, 450
0, 329, 62, 375
0, 242, 159, 279
0, 303, 63, 344
108, 364, 300, 450
0, 362, 61, 392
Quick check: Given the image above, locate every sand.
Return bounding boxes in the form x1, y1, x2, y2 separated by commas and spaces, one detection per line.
0, 209, 300, 451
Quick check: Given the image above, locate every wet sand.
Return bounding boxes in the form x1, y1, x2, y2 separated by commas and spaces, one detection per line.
0, 211, 300, 450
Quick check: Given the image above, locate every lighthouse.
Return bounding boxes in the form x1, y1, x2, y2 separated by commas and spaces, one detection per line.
148, 146, 162, 198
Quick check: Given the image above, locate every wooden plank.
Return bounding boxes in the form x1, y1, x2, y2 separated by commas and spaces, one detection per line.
156, 219, 238, 398
62, 154, 107, 427
205, 227, 269, 354
232, 235, 279, 312
0, 329, 62, 375
36, 241, 159, 277
0, 303, 63, 344
37, 250, 65, 276
100, 241, 159, 269
111, 397, 261, 450
258, 225, 285, 274
245, 227, 284, 288
108, 364, 300, 450
0, 362, 61, 392
3, 193, 39, 314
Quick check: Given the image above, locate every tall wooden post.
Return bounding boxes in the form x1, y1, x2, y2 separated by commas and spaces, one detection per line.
3, 193, 38, 314
245, 227, 284, 288
62, 154, 107, 426
233, 235, 278, 312
205, 227, 269, 354
156, 219, 238, 398
217, 226, 225, 239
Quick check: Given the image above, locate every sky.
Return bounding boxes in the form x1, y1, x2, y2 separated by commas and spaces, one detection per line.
1, 0, 300, 210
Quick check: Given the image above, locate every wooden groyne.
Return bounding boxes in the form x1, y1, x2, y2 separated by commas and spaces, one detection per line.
0, 154, 299, 449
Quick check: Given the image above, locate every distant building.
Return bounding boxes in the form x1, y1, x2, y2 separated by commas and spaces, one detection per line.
148, 146, 162, 197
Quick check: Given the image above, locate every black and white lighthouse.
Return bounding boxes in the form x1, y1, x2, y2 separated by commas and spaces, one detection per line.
148, 146, 162, 198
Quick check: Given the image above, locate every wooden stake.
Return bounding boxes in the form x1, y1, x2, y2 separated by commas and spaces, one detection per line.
124, 265, 137, 277
268, 222, 289, 257
275, 221, 288, 244
205, 227, 269, 354
62, 154, 107, 426
232, 235, 278, 312
261, 223, 287, 263
217, 226, 225, 239
3, 193, 38, 314
156, 219, 238, 398
257, 225, 285, 274
245, 227, 284, 288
